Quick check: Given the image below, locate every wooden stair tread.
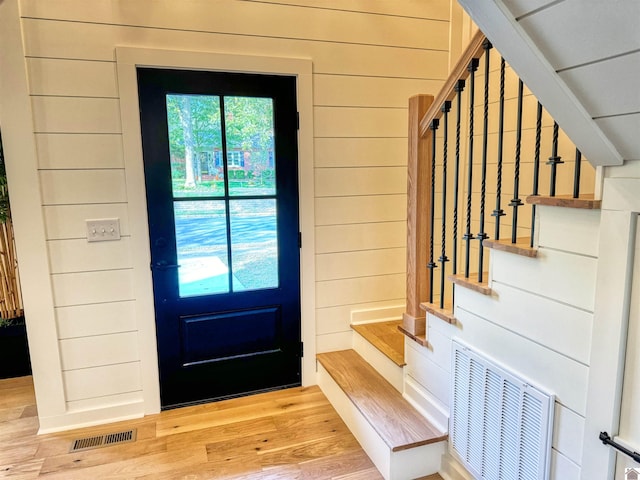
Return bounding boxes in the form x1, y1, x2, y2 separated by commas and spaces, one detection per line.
351, 320, 405, 367
316, 350, 446, 452
448, 272, 492, 295
420, 301, 456, 324
398, 325, 429, 347
483, 237, 538, 257
526, 193, 601, 209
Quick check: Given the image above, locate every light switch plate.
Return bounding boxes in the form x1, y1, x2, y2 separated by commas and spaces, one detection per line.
86, 218, 121, 242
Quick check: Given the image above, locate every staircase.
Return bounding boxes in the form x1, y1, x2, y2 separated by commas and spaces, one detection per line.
315, 27, 604, 480
317, 321, 447, 480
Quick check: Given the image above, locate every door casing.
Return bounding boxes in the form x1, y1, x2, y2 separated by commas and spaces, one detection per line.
117, 47, 316, 414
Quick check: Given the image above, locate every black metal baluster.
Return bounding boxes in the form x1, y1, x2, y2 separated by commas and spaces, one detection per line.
547, 121, 564, 196
464, 58, 479, 279
573, 149, 582, 198
439, 101, 451, 308
492, 57, 506, 240
477, 40, 491, 283
509, 79, 524, 244
427, 118, 440, 304
530, 101, 543, 248
452, 80, 465, 304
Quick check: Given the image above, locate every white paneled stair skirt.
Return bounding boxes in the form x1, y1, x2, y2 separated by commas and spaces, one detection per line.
451, 340, 555, 480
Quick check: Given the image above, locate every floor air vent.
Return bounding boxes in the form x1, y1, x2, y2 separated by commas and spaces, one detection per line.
69, 428, 137, 453
451, 341, 554, 480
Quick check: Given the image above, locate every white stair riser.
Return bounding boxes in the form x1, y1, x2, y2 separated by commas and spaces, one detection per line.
352, 329, 404, 392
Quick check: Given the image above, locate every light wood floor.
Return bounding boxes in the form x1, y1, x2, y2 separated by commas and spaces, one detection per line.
0, 376, 443, 479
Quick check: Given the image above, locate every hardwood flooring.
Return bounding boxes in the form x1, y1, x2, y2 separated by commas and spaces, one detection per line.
0, 376, 444, 479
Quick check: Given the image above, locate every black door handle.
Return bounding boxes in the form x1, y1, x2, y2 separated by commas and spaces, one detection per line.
151, 261, 181, 270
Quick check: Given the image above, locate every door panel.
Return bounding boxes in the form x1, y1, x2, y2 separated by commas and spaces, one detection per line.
137, 69, 301, 408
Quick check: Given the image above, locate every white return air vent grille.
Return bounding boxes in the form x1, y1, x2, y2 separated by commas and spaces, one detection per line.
451, 341, 554, 480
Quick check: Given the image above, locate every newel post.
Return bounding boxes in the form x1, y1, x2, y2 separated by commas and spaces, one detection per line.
403, 94, 434, 337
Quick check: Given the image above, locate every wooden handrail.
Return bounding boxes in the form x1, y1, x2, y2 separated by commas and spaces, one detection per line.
419, 29, 486, 138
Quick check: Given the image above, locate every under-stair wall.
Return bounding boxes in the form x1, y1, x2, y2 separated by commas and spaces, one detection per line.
407, 203, 599, 480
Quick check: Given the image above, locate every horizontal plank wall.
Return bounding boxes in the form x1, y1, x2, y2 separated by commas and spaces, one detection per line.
13, 0, 450, 429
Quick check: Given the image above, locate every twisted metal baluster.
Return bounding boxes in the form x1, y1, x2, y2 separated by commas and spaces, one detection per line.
509, 79, 524, 244
427, 119, 440, 304
547, 121, 564, 196
439, 101, 451, 308
573, 149, 582, 198
451, 80, 465, 305
464, 58, 479, 279
530, 102, 543, 248
492, 57, 506, 241
477, 40, 491, 283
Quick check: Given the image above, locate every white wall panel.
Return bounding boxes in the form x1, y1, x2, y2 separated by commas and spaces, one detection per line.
518, 0, 640, 69
314, 75, 443, 108
31, 97, 121, 134
40, 170, 127, 205
404, 344, 450, 407
315, 195, 406, 225
455, 307, 588, 415
234, 0, 451, 20
63, 362, 142, 401
553, 403, 585, 465
20, 0, 449, 51
51, 269, 134, 307
22, 19, 448, 79
314, 107, 407, 138
596, 113, 640, 161
314, 137, 407, 168
47, 238, 133, 274
315, 167, 406, 197
559, 51, 640, 119
316, 273, 405, 308
316, 247, 405, 281
27, 58, 118, 97
67, 391, 144, 412
36, 134, 123, 170
316, 331, 352, 353
550, 450, 580, 480
454, 282, 593, 365
315, 221, 405, 254
59, 332, 139, 370
491, 247, 597, 311
537, 206, 600, 257
43, 203, 130, 240
56, 301, 136, 339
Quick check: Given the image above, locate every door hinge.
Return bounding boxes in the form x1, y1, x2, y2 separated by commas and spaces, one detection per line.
296, 112, 300, 130
298, 232, 302, 248
300, 341, 304, 357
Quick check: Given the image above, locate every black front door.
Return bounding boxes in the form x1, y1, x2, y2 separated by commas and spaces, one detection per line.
137, 68, 301, 409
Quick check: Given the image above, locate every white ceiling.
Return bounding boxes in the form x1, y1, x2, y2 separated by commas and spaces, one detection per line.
459, 0, 640, 164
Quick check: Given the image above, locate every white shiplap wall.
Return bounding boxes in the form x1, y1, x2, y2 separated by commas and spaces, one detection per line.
8, 0, 452, 430
405, 205, 601, 480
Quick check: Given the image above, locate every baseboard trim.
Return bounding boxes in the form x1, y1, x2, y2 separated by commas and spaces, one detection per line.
38, 401, 145, 434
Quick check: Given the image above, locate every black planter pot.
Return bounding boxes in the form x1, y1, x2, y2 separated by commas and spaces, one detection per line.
0, 320, 31, 379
